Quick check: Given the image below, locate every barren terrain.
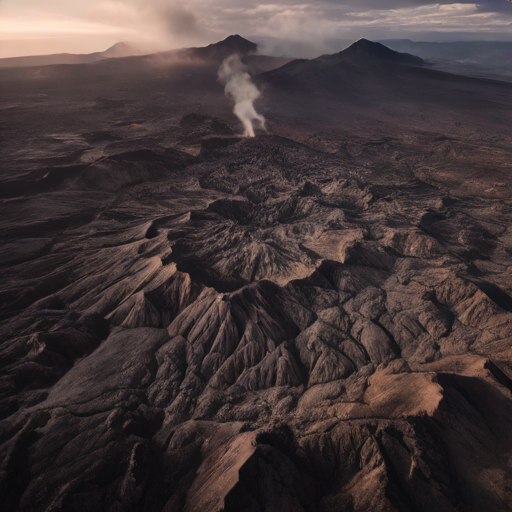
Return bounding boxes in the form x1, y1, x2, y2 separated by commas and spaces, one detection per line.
1, 38, 512, 512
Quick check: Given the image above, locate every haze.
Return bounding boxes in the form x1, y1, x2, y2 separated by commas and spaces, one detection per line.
2, 0, 512, 58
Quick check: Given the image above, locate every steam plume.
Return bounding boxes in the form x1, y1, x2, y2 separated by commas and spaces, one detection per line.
218, 54, 266, 137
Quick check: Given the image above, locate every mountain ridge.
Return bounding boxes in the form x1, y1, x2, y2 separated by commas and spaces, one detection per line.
259, 39, 497, 100
0, 42, 140, 69
186, 34, 259, 61
338, 38, 424, 66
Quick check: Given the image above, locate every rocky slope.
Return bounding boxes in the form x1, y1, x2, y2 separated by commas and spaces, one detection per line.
1, 40, 512, 512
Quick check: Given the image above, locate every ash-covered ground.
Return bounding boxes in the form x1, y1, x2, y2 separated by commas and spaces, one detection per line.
1, 37, 512, 512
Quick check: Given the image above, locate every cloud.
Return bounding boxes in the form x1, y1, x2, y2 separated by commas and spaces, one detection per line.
163, 7, 200, 37
192, 0, 512, 40
0, 14, 131, 39
1, 0, 512, 56
85, 0, 213, 46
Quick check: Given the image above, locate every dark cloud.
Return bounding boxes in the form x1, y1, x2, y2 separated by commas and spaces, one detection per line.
475, 0, 512, 12
324, 0, 512, 8
160, 6, 200, 37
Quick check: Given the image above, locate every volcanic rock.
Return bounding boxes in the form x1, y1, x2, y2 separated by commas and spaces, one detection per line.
1, 36, 512, 512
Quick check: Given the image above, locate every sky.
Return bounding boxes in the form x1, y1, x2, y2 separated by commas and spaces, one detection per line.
1, 0, 512, 58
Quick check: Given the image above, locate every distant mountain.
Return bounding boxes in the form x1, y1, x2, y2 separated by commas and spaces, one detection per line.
379, 39, 512, 81
338, 39, 424, 67
380, 39, 512, 63
158, 34, 286, 71
101, 42, 139, 59
0, 43, 140, 69
260, 39, 491, 103
187, 35, 258, 61
0, 35, 287, 74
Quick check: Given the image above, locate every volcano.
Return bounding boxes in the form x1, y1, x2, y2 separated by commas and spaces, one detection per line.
188, 34, 259, 61
260, 37, 508, 108
339, 38, 425, 66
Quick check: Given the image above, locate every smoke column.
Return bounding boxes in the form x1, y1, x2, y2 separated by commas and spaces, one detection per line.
218, 54, 266, 137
